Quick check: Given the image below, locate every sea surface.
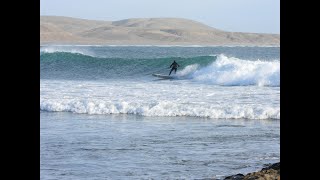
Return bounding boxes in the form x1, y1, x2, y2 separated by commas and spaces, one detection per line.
40, 45, 280, 179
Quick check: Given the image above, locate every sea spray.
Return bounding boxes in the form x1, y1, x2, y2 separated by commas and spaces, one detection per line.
177, 54, 280, 86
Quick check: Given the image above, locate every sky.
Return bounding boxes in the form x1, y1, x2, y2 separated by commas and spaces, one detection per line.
40, 0, 280, 34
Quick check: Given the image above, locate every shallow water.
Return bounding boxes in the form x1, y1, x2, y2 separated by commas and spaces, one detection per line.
40, 112, 279, 179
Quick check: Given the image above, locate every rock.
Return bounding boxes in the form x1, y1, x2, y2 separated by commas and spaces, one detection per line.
224, 173, 245, 180
224, 162, 280, 180
262, 162, 280, 171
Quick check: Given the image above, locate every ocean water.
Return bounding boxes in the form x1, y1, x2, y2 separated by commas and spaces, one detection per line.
40, 46, 280, 179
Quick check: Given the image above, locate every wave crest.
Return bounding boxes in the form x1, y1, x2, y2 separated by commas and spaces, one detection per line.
40, 99, 280, 120
40, 46, 97, 57
178, 54, 279, 86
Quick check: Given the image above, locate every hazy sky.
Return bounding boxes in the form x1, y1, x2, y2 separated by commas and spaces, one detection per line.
40, 0, 280, 34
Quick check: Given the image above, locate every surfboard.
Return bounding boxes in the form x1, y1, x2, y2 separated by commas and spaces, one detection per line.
152, 73, 175, 79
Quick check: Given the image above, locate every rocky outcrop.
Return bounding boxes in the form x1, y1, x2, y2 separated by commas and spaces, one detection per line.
224, 162, 280, 180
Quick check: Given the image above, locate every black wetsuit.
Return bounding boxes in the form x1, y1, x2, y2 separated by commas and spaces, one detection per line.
169, 61, 180, 75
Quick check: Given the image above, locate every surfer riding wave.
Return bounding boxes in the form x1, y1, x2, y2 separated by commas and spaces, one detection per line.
169, 61, 180, 75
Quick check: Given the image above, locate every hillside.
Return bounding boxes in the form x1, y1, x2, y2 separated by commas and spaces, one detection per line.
40, 16, 280, 46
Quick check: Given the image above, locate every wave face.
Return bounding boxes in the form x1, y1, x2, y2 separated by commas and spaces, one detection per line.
40, 50, 214, 79
41, 50, 279, 86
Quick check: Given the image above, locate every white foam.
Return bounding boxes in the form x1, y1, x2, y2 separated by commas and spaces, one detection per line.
40, 99, 280, 119
40, 46, 97, 57
40, 80, 280, 120
178, 54, 280, 87
177, 64, 199, 77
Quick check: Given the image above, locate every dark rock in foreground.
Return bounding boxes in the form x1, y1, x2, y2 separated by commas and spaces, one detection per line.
224, 173, 245, 180
224, 162, 280, 180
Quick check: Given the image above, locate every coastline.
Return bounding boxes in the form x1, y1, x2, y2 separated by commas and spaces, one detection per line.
40, 44, 280, 48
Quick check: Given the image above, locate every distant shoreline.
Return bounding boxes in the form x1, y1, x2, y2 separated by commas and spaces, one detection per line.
40, 44, 280, 47
41, 16, 280, 46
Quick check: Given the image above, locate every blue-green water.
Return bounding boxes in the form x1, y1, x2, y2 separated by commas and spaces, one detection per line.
41, 46, 279, 81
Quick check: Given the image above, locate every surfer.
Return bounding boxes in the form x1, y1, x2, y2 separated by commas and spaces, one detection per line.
169, 60, 180, 75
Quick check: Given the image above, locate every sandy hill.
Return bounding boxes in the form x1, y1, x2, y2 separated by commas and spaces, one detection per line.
40, 16, 280, 46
